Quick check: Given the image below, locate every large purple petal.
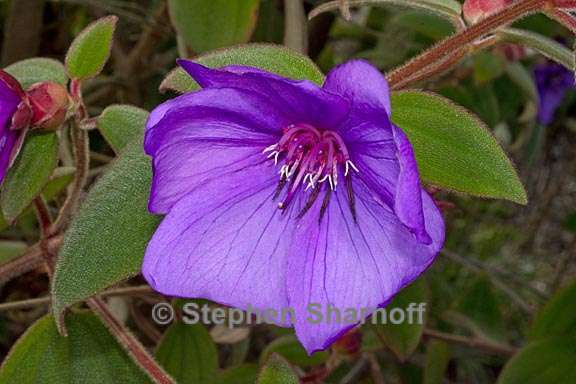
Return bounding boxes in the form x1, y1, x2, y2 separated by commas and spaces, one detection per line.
0, 78, 22, 182
177, 60, 350, 130
145, 88, 290, 214
143, 159, 306, 324
323, 60, 391, 115
286, 179, 444, 353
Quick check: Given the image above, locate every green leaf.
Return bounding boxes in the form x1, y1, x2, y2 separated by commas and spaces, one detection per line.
4, 58, 67, 88
423, 340, 450, 384
447, 275, 506, 343
310, 0, 462, 25
0, 312, 151, 383
529, 279, 576, 340
97, 105, 148, 154
160, 43, 324, 93
473, 52, 505, 85
168, 0, 259, 54
42, 167, 76, 201
219, 364, 259, 384
1, 132, 59, 222
156, 322, 218, 384
391, 91, 527, 204
0, 240, 27, 264
505, 62, 538, 103
260, 335, 329, 368
498, 28, 573, 70
372, 278, 428, 361
52, 138, 160, 319
257, 354, 299, 384
65, 15, 117, 80
497, 337, 576, 384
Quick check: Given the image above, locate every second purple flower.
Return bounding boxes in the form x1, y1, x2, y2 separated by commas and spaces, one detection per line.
142, 60, 445, 353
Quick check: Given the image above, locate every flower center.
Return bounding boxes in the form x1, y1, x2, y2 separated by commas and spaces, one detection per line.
263, 124, 359, 219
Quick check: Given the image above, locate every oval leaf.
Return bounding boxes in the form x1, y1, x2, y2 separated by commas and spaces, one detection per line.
497, 337, 576, 384
168, 0, 259, 54
4, 58, 67, 88
160, 43, 324, 93
257, 354, 299, 384
1, 132, 59, 222
97, 105, 148, 154
0, 313, 150, 383
156, 322, 218, 384
51, 138, 160, 319
423, 340, 450, 384
219, 364, 259, 384
498, 28, 573, 70
65, 15, 117, 80
529, 279, 576, 340
391, 91, 527, 204
372, 278, 428, 361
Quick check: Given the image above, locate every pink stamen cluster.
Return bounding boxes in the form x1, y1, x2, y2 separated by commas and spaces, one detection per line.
263, 124, 358, 209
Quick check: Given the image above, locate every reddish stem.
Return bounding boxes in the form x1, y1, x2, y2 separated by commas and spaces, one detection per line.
387, 0, 546, 87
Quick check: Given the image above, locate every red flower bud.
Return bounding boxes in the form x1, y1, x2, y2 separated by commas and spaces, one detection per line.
463, 0, 512, 24
26, 82, 70, 130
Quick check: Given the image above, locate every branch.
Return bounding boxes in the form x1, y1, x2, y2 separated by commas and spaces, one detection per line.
284, 0, 308, 54
386, 0, 546, 88
423, 328, 518, 357
88, 297, 175, 384
0, 236, 62, 284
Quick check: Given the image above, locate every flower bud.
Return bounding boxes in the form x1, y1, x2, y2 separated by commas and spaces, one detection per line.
462, 0, 512, 24
26, 82, 70, 130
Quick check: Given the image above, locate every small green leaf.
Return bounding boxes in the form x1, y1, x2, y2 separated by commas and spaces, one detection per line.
0, 312, 151, 383
65, 15, 117, 80
372, 278, 428, 361
529, 279, 576, 340
391, 91, 527, 204
257, 354, 299, 384
160, 43, 324, 93
498, 28, 573, 70
52, 138, 160, 319
219, 364, 259, 384
97, 105, 148, 154
4, 58, 67, 88
505, 62, 538, 103
169, 0, 259, 54
1, 132, 59, 222
260, 335, 329, 368
423, 340, 450, 384
497, 337, 576, 384
156, 322, 218, 384
473, 52, 505, 85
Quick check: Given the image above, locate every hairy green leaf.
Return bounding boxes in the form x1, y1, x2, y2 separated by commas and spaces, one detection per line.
0, 313, 150, 383
4, 58, 67, 88
257, 354, 299, 384
65, 15, 117, 79
52, 138, 160, 319
529, 279, 576, 340
160, 43, 324, 93
1, 132, 59, 222
98, 105, 148, 154
391, 91, 527, 204
260, 335, 329, 368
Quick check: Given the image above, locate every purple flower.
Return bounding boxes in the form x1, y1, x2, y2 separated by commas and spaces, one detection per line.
0, 70, 30, 184
534, 61, 574, 125
143, 60, 445, 353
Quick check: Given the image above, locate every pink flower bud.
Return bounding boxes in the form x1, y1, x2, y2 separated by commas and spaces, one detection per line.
463, 0, 512, 24
26, 82, 70, 130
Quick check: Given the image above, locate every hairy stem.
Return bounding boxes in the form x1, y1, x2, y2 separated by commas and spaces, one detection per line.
88, 297, 175, 384
387, 0, 546, 87
0, 236, 62, 284
284, 0, 308, 54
